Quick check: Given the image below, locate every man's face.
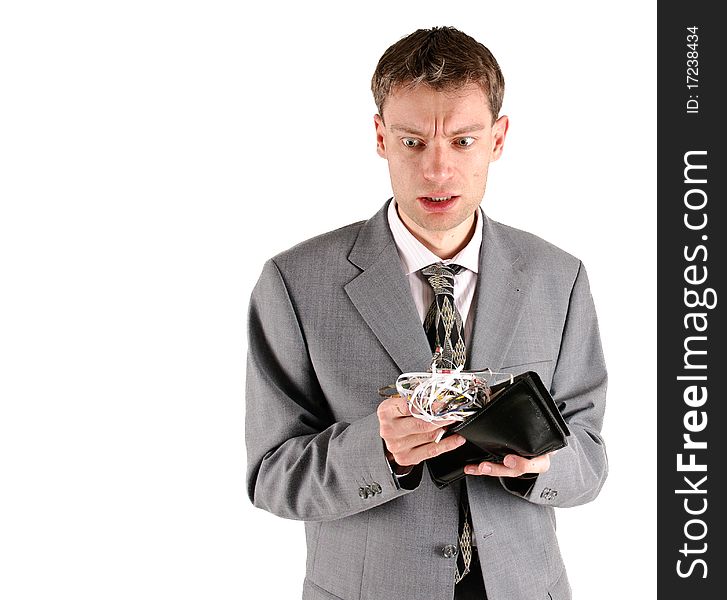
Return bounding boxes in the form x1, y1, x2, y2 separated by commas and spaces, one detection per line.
374, 83, 508, 237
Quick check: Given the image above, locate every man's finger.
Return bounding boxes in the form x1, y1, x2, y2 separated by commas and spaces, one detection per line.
463, 453, 551, 477
503, 453, 550, 473
380, 395, 412, 419
397, 434, 467, 466
379, 398, 456, 428
387, 428, 458, 454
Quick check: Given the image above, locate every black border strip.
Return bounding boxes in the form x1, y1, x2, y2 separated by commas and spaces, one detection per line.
658, 4, 725, 597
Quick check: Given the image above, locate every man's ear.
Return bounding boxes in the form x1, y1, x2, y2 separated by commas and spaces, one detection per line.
490, 115, 509, 161
374, 114, 387, 159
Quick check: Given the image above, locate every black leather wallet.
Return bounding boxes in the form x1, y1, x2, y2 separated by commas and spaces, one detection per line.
426, 371, 570, 488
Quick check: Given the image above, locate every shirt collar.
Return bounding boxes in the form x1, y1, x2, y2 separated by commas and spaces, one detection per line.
387, 199, 482, 275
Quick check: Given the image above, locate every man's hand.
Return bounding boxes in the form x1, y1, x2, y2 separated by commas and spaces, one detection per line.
377, 395, 466, 469
464, 452, 553, 477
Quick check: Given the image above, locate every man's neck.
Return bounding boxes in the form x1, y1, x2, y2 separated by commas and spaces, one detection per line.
397, 208, 477, 260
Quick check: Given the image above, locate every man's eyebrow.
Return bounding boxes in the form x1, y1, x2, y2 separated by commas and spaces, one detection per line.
389, 124, 487, 137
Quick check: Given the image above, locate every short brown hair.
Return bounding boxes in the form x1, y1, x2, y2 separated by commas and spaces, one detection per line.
371, 26, 505, 123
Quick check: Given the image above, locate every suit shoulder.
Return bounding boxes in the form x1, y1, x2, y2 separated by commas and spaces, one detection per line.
495, 220, 580, 267
268, 220, 366, 273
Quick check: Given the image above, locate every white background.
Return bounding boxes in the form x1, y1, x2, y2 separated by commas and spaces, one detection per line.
0, 1, 656, 598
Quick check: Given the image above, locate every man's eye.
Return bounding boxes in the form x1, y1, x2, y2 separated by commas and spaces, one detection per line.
402, 138, 422, 148
456, 137, 475, 147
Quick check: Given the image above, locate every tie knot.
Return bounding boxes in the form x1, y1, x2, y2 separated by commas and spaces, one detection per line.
421, 262, 463, 295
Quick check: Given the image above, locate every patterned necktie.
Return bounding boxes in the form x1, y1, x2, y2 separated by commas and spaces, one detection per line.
421, 262, 473, 583
421, 263, 467, 369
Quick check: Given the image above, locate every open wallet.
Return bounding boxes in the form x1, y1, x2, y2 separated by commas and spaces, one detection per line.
426, 371, 570, 488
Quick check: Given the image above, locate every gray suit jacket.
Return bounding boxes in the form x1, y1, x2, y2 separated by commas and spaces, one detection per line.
245, 200, 607, 600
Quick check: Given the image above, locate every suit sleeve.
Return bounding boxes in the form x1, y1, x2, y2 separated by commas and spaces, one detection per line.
500, 261, 608, 507
245, 259, 419, 522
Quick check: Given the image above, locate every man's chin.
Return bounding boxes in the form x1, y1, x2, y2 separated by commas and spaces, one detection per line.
412, 212, 474, 234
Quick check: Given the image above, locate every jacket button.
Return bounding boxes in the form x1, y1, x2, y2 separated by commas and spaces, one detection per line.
442, 544, 458, 559
371, 482, 382, 494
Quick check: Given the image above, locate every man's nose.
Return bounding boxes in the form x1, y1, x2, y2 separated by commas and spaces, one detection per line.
422, 145, 454, 183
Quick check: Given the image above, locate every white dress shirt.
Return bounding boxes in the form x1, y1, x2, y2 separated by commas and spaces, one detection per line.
386, 199, 482, 348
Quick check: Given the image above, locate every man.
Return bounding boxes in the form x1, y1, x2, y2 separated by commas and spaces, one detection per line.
245, 26, 607, 600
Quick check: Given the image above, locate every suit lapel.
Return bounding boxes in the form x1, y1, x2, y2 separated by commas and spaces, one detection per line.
344, 201, 433, 375
467, 213, 527, 372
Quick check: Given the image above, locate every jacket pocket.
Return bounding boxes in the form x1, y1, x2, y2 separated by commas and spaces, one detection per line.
546, 566, 571, 599
303, 578, 344, 600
